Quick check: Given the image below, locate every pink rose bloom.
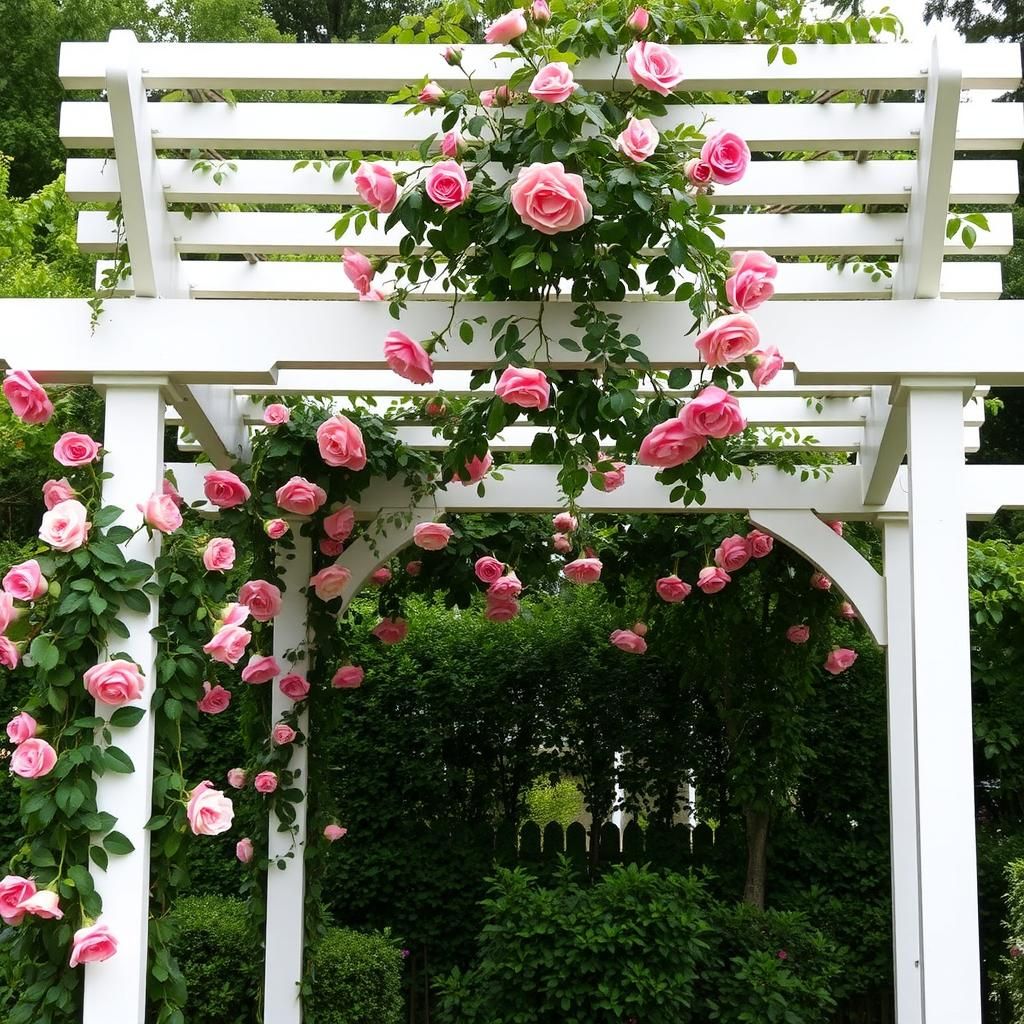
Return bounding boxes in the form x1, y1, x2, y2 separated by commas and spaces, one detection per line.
3, 370, 53, 425
19, 889, 63, 921
453, 452, 493, 484
6, 712, 37, 745
263, 403, 290, 425
627, 6, 650, 31
591, 455, 626, 492
320, 538, 343, 558
317, 415, 367, 471
226, 768, 247, 789
484, 596, 520, 622
701, 130, 750, 185
727, 251, 778, 312
480, 89, 496, 108
239, 580, 283, 622
614, 117, 660, 162
750, 347, 784, 389
610, 628, 647, 654
626, 40, 684, 96
272, 722, 297, 746
714, 534, 751, 572
827, 520, 844, 536
324, 507, 356, 542
419, 81, 444, 104
265, 518, 289, 540
786, 624, 810, 644
310, 565, 351, 601
138, 492, 182, 534
10, 737, 57, 778
384, 330, 434, 385
824, 647, 858, 675
0, 638, 19, 670
697, 566, 731, 594
441, 130, 464, 158
488, 573, 522, 600
511, 162, 592, 236
69, 922, 118, 968
695, 313, 760, 367
475, 556, 505, 584
332, 665, 365, 689
679, 386, 747, 439
370, 567, 392, 585
84, 659, 145, 706
532, 0, 551, 22
186, 780, 235, 836
163, 477, 184, 507
276, 476, 328, 515
53, 432, 100, 467
528, 62, 578, 104
0, 593, 15, 635
203, 624, 252, 666
484, 8, 528, 42
444, 45, 463, 66
3, 560, 47, 602
746, 529, 774, 558
413, 522, 454, 550
241, 654, 280, 684
342, 248, 374, 295
406, 560, 422, 576
495, 366, 550, 410
324, 824, 348, 842
203, 470, 251, 509
656, 575, 691, 603
203, 538, 236, 573
42, 478, 74, 510
218, 602, 250, 628
236, 838, 254, 864
810, 571, 832, 591
633, 621, 648, 637
38, 499, 89, 552
372, 617, 408, 644
197, 682, 232, 714
552, 512, 577, 533
254, 770, 278, 794
353, 162, 398, 214
280, 673, 311, 700
0, 876, 35, 925
839, 601, 857, 620
638, 418, 706, 468
552, 533, 572, 553
685, 159, 713, 187
425, 161, 472, 212
563, 557, 602, 585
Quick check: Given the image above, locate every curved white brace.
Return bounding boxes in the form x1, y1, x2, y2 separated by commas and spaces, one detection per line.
747, 508, 886, 645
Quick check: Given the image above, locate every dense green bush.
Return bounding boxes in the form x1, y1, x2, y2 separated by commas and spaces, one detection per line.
997, 860, 1024, 1022
309, 928, 404, 1024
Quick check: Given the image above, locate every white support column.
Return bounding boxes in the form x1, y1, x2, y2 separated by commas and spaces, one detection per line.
83, 378, 166, 1024
264, 528, 312, 1024
904, 381, 981, 1024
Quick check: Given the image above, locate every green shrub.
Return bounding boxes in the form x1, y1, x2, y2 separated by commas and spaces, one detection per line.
308, 928, 403, 1024
525, 778, 584, 828
998, 859, 1024, 1022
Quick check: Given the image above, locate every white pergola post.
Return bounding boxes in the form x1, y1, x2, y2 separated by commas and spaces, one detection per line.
264, 528, 312, 1024
83, 378, 166, 1024
903, 380, 981, 1024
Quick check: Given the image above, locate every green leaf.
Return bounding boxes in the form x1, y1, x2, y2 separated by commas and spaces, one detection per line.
109, 706, 146, 728
781, 46, 797, 65
486, 398, 508, 437
29, 636, 59, 673
104, 747, 135, 774
67, 864, 95, 896
90, 846, 109, 872
120, 590, 150, 614
92, 506, 124, 529
103, 831, 135, 856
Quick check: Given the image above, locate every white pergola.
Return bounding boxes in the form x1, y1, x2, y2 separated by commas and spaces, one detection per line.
4, 27, 1024, 1024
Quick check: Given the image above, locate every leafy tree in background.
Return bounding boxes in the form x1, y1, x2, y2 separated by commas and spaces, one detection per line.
263, 0, 428, 42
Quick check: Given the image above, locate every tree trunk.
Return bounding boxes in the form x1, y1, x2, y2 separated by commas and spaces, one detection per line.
743, 807, 770, 908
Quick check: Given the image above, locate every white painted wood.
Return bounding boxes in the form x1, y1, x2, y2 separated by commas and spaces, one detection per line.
83, 380, 166, 1024
264, 528, 312, 1024
861, 385, 910, 506
904, 384, 982, 1024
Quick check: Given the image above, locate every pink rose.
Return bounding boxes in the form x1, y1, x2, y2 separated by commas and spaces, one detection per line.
239, 580, 283, 622
552, 533, 572, 553
443, 45, 463, 66
0, 638, 19, 670
453, 452, 493, 484
824, 647, 858, 675
53, 432, 100, 467
10, 737, 57, 778
3, 560, 47, 602
265, 518, 289, 540
227, 768, 247, 789
480, 89, 496, 108
839, 601, 857, 620
276, 475, 328, 515
786, 624, 810, 644
370, 567, 392, 585
614, 116, 660, 162
372, 617, 408, 644
637, 419, 706, 468
484, 8, 528, 42
827, 520, 844, 537
84, 659, 145, 707
701, 130, 750, 185
69, 922, 118, 968
484, 596, 520, 622
217, 602, 250, 628
626, 40, 684, 96
413, 522, 453, 550
241, 654, 280, 684
0, 593, 14, 635
272, 722, 297, 746
528, 62, 578, 104
726, 251, 778, 312
531, 0, 551, 22
203, 538, 236, 573
324, 507, 356, 542
236, 838, 254, 863
384, 331, 434, 385
254, 771, 278, 793
656, 575, 691, 603
263, 403, 290, 425
633, 621, 648, 637
511, 162, 592, 236
695, 313, 760, 367
138, 492, 182, 534
495, 366, 550, 410
186, 780, 234, 836
197, 682, 232, 714
406, 560, 422, 576
552, 512, 577, 532
627, 6, 650, 31
203, 470, 251, 509
685, 159, 713, 187
203, 624, 252, 666
488, 573, 522, 600
163, 477, 184, 507
3, 370, 53, 425
6, 712, 37, 745
332, 665, 365, 689
441, 131, 464, 158
419, 81, 444, 104
679, 386, 747, 439
320, 538, 343, 557
0, 876, 35, 925
610, 628, 647, 654
474, 556, 505, 584
39, 497, 90, 552
746, 529, 774, 558
19, 889, 63, 921
317, 415, 367, 471
697, 566, 731, 594
42, 478, 74, 510
310, 565, 351, 601
590, 455, 626, 492
280, 673, 311, 700
810, 572, 832, 591
324, 824, 348, 842
425, 161, 472, 212
563, 557, 602, 585
342, 249, 374, 296
714, 534, 751, 572
353, 162, 399, 214
749, 347, 784, 389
